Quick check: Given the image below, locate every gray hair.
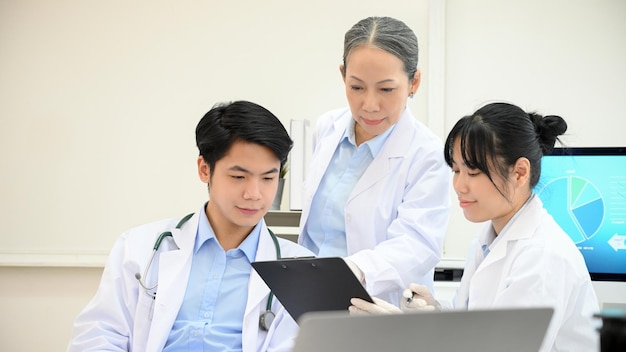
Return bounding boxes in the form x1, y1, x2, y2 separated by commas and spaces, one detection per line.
343, 16, 418, 80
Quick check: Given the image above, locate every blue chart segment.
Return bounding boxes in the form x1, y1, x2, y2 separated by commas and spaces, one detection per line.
538, 176, 604, 244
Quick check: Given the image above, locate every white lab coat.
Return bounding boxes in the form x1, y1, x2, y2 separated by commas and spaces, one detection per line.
453, 196, 599, 351
68, 210, 314, 352
299, 107, 451, 305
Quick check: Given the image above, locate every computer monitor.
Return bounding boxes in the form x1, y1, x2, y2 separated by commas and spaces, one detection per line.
535, 147, 626, 281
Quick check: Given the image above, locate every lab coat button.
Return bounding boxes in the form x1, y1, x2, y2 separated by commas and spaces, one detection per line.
346, 214, 351, 222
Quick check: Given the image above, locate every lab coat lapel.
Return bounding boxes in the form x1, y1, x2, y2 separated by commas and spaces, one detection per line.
246, 224, 275, 312
146, 213, 199, 351
472, 199, 541, 277
348, 112, 411, 200
301, 115, 350, 226
242, 224, 275, 351
474, 231, 506, 274
310, 116, 350, 190
466, 223, 508, 306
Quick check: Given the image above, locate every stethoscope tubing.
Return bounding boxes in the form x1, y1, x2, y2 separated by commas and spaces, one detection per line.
135, 213, 281, 330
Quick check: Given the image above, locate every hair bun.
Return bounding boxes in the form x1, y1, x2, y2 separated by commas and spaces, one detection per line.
528, 112, 568, 154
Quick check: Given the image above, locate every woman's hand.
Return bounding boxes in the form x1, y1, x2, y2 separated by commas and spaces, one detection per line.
401, 283, 441, 311
348, 283, 442, 315
349, 297, 402, 315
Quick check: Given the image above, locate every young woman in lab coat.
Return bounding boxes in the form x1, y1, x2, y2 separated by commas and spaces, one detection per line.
350, 102, 600, 351
67, 101, 314, 352
298, 16, 451, 306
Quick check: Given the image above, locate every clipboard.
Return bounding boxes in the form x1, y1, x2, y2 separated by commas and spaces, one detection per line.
251, 257, 373, 322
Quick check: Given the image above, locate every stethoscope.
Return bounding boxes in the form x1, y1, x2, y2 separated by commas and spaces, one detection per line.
134, 213, 282, 331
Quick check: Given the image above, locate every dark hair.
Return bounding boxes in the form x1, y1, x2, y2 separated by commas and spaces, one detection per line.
195, 100, 293, 178
444, 102, 567, 196
343, 16, 418, 80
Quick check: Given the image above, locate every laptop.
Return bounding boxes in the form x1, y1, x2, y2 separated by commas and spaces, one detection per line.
292, 307, 554, 352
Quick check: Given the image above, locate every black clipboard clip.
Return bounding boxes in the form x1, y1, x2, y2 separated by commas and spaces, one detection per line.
279, 256, 316, 261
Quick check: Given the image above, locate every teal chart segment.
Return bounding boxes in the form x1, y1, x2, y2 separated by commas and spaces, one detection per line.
535, 152, 626, 280
537, 176, 604, 244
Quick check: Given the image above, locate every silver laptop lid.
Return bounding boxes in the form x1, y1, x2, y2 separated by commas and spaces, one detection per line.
293, 307, 554, 352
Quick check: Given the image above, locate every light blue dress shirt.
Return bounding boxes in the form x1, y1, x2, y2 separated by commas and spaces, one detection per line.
164, 206, 260, 352
302, 120, 395, 257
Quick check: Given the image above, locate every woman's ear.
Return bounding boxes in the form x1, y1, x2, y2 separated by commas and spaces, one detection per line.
513, 157, 531, 186
410, 70, 422, 94
339, 64, 346, 81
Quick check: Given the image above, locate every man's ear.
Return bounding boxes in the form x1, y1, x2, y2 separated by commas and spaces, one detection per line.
197, 156, 210, 184
339, 64, 346, 82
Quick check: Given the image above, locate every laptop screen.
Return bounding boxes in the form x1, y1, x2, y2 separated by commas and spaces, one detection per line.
535, 147, 626, 281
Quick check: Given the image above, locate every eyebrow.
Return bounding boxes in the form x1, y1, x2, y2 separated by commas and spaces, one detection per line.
229, 165, 279, 175
348, 76, 397, 85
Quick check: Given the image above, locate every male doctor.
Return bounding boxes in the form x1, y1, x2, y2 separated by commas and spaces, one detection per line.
67, 101, 314, 352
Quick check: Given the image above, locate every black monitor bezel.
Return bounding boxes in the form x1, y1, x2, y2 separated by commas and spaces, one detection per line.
550, 146, 626, 156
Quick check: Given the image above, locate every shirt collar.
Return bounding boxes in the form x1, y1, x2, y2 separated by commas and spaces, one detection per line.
342, 118, 397, 157
480, 193, 536, 252
195, 202, 261, 262
195, 204, 213, 253
239, 222, 261, 262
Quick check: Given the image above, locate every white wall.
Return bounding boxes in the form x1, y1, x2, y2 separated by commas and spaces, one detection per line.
0, 0, 431, 265
0, 267, 103, 351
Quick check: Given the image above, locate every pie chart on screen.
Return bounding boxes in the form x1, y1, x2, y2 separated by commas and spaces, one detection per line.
537, 176, 604, 243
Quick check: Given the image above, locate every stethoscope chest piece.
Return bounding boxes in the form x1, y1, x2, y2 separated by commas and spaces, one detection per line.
259, 310, 275, 331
